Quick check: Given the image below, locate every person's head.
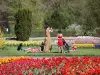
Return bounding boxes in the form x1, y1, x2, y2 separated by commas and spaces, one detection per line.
41, 42, 45, 45
45, 25, 49, 29
41, 42, 44, 44
45, 24, 52, 29
19, 43, 22, 46
58, 30, 62, 34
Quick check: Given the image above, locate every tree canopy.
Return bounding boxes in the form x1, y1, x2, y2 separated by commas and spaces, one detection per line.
0, 0, 100, 36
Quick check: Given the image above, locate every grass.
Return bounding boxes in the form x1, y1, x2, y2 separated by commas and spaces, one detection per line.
0, 46, 100, 56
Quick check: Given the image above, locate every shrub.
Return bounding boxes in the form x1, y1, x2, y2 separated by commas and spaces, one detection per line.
0, 29, 5, 49
15, 9, 32, 41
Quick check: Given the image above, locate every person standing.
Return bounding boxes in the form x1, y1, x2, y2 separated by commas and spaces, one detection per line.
44, 25, 53, 52
57, 30, 64, 53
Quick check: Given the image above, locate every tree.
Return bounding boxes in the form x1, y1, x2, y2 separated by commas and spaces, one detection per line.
44, 0, 75, 29
71, 0, 100, 36
0, 0, 9, 32
5, 0, 100, 37
87, 0, 100, 36
14, 9, 32, 41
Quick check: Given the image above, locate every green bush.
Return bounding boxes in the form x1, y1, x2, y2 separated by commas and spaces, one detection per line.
15, 9, 32, 41
0, 29, 5, 49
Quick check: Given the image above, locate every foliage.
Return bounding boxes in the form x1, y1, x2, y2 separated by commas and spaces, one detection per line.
45, 9, 70, 29
86, 0, 100, 36
71, 0, 100, 35
87, 0, 100, 27
44, 0, 75, 29
0, 29, 5, 49
95, 28, 100, 36
14, 9, 32, 41
1, 0, 100, 36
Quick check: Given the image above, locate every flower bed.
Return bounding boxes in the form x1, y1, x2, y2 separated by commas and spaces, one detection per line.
5, 40, 43, 46
0, 56, 30, 65
5, 41, 96, 48
0, 57, 100, 75
74, 36, 100, 44
95, 44, 100, 49
72, 44, 95, 48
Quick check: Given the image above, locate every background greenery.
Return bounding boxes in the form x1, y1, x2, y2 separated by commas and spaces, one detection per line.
0, 0, 100, 37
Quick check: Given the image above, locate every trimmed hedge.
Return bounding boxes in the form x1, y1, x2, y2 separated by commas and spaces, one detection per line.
15, 9, 32, 41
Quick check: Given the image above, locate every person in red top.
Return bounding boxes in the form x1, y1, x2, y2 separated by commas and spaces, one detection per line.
57, 30, 64, 53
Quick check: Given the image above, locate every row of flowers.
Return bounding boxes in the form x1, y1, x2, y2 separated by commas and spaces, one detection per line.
0, 56, 30, 65
72, 44, 95, 48
0, 39, 99, 48
5, 40, 43, 46
0, 38, 5, 48
0, 57, 100, 75
5, 41, 98, 48
75, 39, 100, 44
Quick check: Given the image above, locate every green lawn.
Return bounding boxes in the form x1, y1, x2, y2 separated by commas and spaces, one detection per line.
0, 46, 100, 56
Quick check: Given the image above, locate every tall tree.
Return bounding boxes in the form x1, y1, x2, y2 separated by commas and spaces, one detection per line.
88, 0, 100, 36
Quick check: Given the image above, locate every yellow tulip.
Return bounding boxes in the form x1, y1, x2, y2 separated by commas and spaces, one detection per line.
0, 56, 30, 65
72, 44, 94, 47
